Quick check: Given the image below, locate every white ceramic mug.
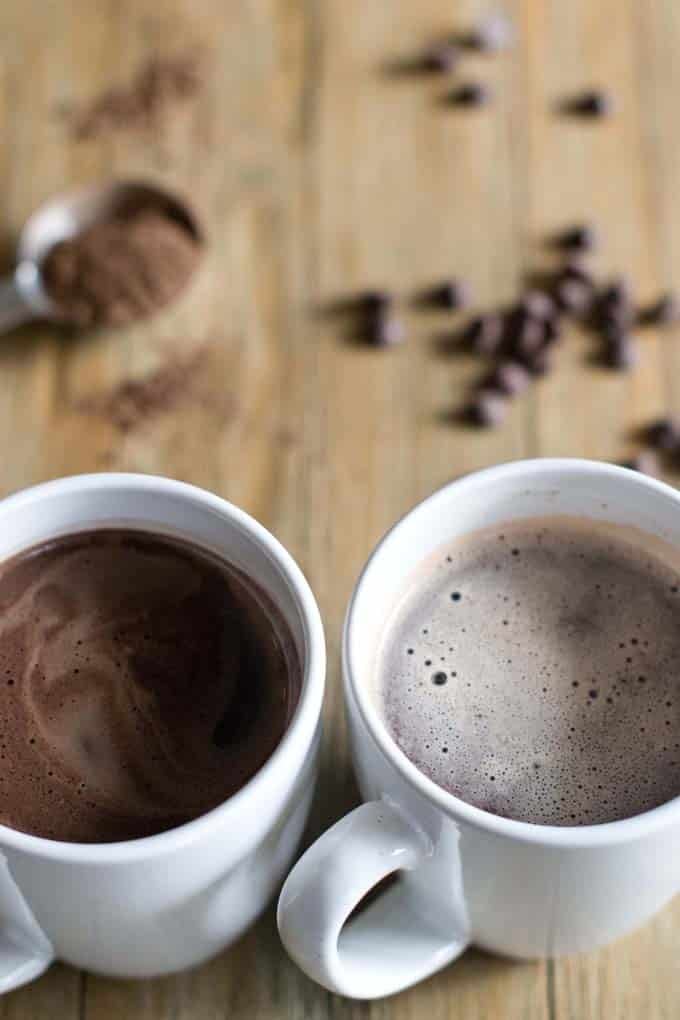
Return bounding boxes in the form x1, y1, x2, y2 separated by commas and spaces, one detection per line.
278, 459, 680, 999
0, 474, 325, 993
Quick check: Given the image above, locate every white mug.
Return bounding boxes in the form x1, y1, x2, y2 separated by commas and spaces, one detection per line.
278, 459, 680, 999
0, 474, 325, 993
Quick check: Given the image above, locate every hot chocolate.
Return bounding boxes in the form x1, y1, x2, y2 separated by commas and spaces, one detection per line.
0, 530, 300, 843
376, 516, 680, 825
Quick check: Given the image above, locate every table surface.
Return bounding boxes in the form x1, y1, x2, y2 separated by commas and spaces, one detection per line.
1, 1, 680, 1017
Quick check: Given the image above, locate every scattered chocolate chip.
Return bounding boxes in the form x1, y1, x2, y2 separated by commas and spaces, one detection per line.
601, 307, 634, 337
561, 252, 593, 278
429, 279, 472, 310
543, 316, 563, 345
605, 333, 638, 371
520, 289, 555, 320
466, 314, 503, 355
561, 89, 615, 118
464, 13, 514, 52
601, 276, 632, 309
554, 275, 592, 315
553, 224, 598, 252
369, 311, 405, 347
599, 277, 634, 329
621, 451, 659, 476
646, 417, 679, 451
487, 360, 530, 396
422, 42, 461, 73
526, 347, 554, 377
448, 83, 492, 107
639, 292, 680, 327
359, 290, 394, 314
509, 309, 545, 360
468, 389, 506, 427
601, 316, 628, 344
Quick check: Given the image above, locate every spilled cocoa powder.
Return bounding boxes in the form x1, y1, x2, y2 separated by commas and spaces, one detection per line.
75, 345, 235, 433
69, 51, 203, 141
43, 205, 202, 328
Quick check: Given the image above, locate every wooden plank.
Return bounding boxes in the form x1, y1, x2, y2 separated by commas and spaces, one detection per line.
0, 967, 81, 1020
523, 0, 666, 465
0, 0, 677, 1017
523, 0, 678, 1017
304, 1, 546, 1019
553, 898, 680, 1020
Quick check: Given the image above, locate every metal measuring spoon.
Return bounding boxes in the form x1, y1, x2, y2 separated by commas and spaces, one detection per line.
0, 180, 201, 333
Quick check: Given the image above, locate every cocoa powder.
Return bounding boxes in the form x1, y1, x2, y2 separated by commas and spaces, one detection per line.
43, 206, 202, 328
70, 52, 202, 140
75, 346, 235, 433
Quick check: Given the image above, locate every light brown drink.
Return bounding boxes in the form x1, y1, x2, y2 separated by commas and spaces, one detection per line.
376, 516, 680, 825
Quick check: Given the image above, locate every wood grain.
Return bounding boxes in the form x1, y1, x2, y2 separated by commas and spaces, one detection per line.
0, 0, 678, 1017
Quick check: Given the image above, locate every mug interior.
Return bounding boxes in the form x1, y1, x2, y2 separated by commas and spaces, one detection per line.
0, 473, 323, 856
345, 459, 680, 842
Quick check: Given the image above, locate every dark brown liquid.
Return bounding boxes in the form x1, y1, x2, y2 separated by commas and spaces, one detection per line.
0, 530, 300, 843
378, 517, 680, 826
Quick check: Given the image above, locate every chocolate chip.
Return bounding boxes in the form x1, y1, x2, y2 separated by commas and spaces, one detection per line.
466, 314, 503, 355
554, 224, 599, 252
621, 451, 659, 476
599, 277, 634, 329
561, 259, 595, 287
449, 83, 492, 107
601, 307, 634, 337
520, 289, 555, 321
526, 347, 554, 377
543, 316, 563, 345
359, 290, 393, 315
601, 316, 628, 344
509, 309, 545, 360
422, 42, 461, 73
562, 89, 615, 117
430, 279, 472, 310
467, 389, 506, 427
487, 360, 530, 396
465, 13, 514, 52
646, 417, 679, 451
639, 292, 680, 327
605, 333, 638, 371
601, 277, 632, 309
555, 276, 592, 315
369, 311, 405, 347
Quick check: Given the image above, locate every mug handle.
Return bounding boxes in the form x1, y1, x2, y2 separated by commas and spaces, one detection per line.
277, 800, 469, 999
0, 854, 54, 994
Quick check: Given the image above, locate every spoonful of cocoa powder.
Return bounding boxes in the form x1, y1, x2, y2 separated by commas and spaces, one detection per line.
0, 179, 203, 333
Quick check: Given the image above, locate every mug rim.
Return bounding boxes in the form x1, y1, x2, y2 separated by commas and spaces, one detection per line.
343, 458, 680, 849
0, 473, 325, 862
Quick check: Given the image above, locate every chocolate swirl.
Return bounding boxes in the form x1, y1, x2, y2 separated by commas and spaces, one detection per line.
0, 530, 299, 843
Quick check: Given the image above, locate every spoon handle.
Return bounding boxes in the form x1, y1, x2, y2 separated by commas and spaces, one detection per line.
0, 275, 36, 334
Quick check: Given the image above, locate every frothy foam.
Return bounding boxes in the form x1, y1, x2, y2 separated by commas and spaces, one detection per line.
376, 516, 680, 826
0, 530, 299, 843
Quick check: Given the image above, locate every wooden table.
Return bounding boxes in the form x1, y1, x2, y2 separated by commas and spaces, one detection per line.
1, 1, 679, 1017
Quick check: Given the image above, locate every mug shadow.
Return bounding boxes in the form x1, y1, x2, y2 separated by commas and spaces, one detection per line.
190, 915, 530, 1018
7, 934, 538, 1017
